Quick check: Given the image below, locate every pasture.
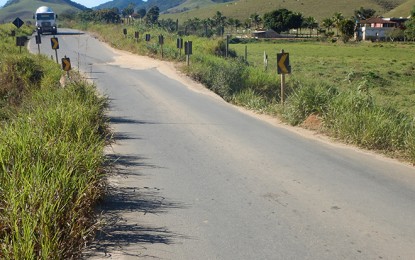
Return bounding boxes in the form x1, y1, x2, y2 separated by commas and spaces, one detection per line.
231, 40, 415, 116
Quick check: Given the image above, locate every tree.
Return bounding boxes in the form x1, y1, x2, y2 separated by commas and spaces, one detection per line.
404, 6, 415, 41
227, 17, 235, 33
137, 8, 146, 19
322, 17, 334, 32
159, 18, 177, 32
202, 18, 214, 37
303, 16, 318, 37
145, 6, 160, 25
95, 8, 120, 23
387, 28, 405, 41
122, 3, 135, 18
263, 8, 295, 33
77, 10, 95, 22
233, 18, 242, 33
250, 13, 262, 29
339, 19, 355, 42
183, 18, 201, 35
213, 11, 227, 36
60, 9, 77, 20
288, 12, 303, 36
333, 12, 344, 36
354, 7, 376, 20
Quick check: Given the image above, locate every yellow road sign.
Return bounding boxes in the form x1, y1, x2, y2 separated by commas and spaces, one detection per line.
51, 37, 59, 49
277, 52, 290, 74
61, 57, 71, 71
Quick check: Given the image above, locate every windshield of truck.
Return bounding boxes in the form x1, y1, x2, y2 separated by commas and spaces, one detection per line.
36, 13, 54, 20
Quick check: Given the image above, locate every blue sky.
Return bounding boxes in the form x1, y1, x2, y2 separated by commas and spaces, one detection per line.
0, 0, 112, 8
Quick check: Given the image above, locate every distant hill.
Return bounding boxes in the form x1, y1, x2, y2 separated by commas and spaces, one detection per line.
384, 0, 414, 17
0, 0, 88, 23
94, 0, 145, 10
91, 0, 411, 22
163, 0, 233, 15
94, 0, 186, 12
159, 0, 408, 23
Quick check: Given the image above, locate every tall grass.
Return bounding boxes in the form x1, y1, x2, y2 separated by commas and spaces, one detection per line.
0, 23, 108, 258
0, 81, 108, 259
324, 90, 413, 152
185, 54, 246, 100
282, 79, 338, 125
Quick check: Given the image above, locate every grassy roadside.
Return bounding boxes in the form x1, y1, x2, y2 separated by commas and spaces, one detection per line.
73, 22, 415, 164
0, 24, 108, 258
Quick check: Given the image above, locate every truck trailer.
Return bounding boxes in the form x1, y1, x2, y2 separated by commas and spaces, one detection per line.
34, 6, 58, 35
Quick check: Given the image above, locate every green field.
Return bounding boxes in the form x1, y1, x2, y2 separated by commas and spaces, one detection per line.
230, 40, 415, 116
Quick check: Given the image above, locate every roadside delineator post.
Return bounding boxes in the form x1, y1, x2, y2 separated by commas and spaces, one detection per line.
264, 51, 268, 71
159, 35, 164, 59
177, 38, 183, 57
35, 31, 41, 55
277, 49, 291, 105
135, 31, 139, 43
226, 34, 230, 57
185, 41, 192, 66
50, 36, 59, 64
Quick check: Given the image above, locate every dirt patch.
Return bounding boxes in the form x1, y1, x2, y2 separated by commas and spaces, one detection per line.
301, 114, 323, 131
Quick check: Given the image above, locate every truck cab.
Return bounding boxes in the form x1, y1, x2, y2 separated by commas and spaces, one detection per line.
34, 6, 58, 35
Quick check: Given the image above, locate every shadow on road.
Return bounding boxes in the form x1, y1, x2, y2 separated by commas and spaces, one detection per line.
84, 125, 188, 259
55, 31, 84, 36
84, 184, 185, 258
109, 116, 157, 125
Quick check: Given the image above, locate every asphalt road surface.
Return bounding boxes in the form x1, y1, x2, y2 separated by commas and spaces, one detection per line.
29, 29, 415, 259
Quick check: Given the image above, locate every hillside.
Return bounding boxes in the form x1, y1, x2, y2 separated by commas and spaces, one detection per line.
95, 0, 144, 10
0, 0, 87, 23
164, 0, 233, 14
95, 0, 186, 12
160, 0, 408, 23
384, 0, 415, 17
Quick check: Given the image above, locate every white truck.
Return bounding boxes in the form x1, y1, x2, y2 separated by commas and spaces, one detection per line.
34, 6, 58, 35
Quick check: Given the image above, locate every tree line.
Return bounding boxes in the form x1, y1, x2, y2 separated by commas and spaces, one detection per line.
69, 4, 415, 42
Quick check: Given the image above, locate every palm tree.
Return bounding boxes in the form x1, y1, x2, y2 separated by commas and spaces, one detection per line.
202, 18, 214, 37
250, 13, 262, 30
234, 18, 242, 33
322, 17, 334, 32
303, 16, 318, 37
227, 17, 235, 33
332, 12, 344, 36
213, 11, 227, 36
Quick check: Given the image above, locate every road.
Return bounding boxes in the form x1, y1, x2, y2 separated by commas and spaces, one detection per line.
29, 29, 415, 259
